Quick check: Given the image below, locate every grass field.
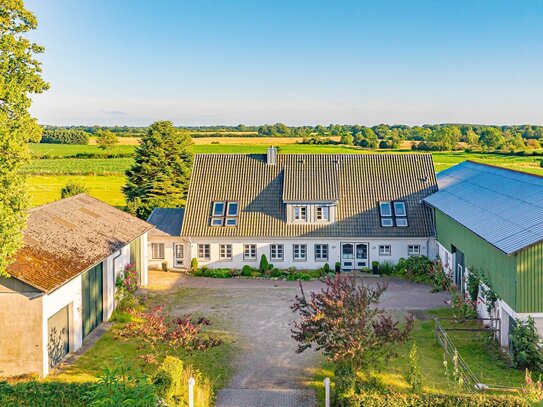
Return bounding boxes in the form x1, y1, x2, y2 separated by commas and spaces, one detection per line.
310, 308, 527, 403
27, 175, 126, 207
25, 142, 543, 208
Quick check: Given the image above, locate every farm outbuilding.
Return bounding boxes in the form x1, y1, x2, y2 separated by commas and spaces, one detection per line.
0, 194, 153, 377
424, 161, 543, 346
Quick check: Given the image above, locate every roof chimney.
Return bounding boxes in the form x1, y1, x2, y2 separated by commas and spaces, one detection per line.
267, 146, 277, 165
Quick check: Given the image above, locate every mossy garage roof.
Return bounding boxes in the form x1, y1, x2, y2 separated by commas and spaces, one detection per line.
182, 153, 438, 238
8, 194, 153, 293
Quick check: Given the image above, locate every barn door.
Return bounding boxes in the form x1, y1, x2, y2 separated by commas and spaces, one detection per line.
82, 263, 104, 338
47, 306, 69, 368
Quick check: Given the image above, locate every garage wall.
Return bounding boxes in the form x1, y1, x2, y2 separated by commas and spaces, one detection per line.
41, 275, 82, 377
0, 286, 43, 377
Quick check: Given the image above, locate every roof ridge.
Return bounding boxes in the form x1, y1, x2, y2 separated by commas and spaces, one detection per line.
28, 193, 88, 212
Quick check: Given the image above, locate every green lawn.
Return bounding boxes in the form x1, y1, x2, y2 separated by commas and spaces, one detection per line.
24, 143, 543, 208
27, 175, 126, 207
310, 308, 527, 403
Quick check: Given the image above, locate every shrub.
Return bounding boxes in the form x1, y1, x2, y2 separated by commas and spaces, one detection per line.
378, 261, 394, 275
259, 254, 269, 273
241, 265, 252, 277
340, 392, 528, 407
287, 272, 312, 281
203, 268, 231, 278
60, 181, 89, 198
86, 358, 158, 406
191, 258, 198, 271
270, 268, 283, 278
229, 268, 241, 277
450, 290, 477, 319
0, 381, 93, 406
510, 317, 543, 370
323, 263, 331, 274
41, 129, 90, 144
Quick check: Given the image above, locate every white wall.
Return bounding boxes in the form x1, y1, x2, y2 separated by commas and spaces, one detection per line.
39, 236, 147, 377
147, 237, 188, 270
186, 237, 435, 270
41, 275, 82, 377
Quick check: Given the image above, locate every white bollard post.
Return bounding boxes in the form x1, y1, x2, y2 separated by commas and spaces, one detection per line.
324, 377, 330, 407
188, 377, 195, 407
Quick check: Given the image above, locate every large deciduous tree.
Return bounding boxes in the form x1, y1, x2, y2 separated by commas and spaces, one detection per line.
291, 276, 413, 401
123, 121, 193, 219
0, 0, 49, 277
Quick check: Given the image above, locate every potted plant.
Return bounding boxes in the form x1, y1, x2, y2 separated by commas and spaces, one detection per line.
371, 260, 379, 275
335, 261, 341, 274
161, 260, 169, 272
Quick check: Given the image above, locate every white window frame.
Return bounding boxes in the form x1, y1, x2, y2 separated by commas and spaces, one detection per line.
293, 206, 307, 222
379, 202, 393, 217
394, 201, 407, 217
225, 217, 238, 226
316, 206, 330, 221
270, 244, 284, 261
379, 245, 392, 256
314, 244, 328, 261
212, 201, 226, 216
210, 217, 224, 227
396, 217, 409, 227
243, 244, 257, 261
151, 243, 165, 260
408, 244, 421, 256
219, 244, 232, 260
198, 244, 210, 260
293, 244, 307, 261
226, 202, 239, 217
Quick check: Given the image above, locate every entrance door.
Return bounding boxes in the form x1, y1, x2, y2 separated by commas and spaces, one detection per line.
454, 249, 465, 293
174, 243, 184, 268
341, 243, 354, 271
355, 243, 369, 269
47, 306, 69, 369
82, 263, 104, 338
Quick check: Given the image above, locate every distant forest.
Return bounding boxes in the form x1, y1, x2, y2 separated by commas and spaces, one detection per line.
41, 123, 543, 152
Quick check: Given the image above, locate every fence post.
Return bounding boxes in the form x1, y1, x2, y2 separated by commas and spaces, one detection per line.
188, 377, 195, 407
324, 377, 330, 407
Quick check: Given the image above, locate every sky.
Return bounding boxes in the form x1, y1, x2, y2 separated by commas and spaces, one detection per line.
27, 0, 543, 126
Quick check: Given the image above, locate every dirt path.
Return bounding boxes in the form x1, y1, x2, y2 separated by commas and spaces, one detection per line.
145, 271, 449, 407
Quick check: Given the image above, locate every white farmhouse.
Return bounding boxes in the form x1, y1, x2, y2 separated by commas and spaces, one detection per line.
147, 148, 438, 271
0, 194, 152, 377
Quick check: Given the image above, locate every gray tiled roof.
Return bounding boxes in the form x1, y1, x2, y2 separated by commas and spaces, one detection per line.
424, 161, 543, 255
181, 153, 437, 238
147, 208, 185, 236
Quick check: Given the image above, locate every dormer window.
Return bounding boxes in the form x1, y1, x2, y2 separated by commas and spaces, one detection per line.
380, 201, 408, 227
210, 201, 239, 227
293, 206, 307, 221
316, 206, 330, 221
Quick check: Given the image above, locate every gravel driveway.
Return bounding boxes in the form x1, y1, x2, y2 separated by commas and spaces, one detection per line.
145, 271, 449, 407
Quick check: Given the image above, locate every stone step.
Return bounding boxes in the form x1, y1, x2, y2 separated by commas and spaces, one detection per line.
216, 388, 316, 407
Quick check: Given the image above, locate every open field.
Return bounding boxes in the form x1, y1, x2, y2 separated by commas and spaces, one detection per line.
311, 308, 527, 403
27, 175, 126, 207
25, 143, 543, 208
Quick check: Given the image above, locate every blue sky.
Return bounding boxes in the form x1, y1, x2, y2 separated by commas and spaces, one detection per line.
28, 0, 543, 126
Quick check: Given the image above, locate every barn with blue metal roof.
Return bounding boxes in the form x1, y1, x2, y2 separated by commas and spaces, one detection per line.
424, 161, 543, 347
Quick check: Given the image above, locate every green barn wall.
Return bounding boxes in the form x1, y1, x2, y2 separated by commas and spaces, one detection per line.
434, 210, 518, 311
517, 242, 543, 313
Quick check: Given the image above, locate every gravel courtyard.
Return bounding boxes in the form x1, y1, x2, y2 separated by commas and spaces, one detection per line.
145, 271, 449, 407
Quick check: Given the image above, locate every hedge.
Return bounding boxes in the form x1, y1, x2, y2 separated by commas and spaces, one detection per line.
41, 129, 90, 145
343, 392, 528, 407
0, 381, 93, 407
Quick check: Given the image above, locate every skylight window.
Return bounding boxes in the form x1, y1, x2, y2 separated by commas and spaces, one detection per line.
210, 217, 223, 227
212, 202, 225, 216
227, 202, 239, 216
210, 201, 239, 227
379, 201, 408, 227
394, 202, 406, 217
